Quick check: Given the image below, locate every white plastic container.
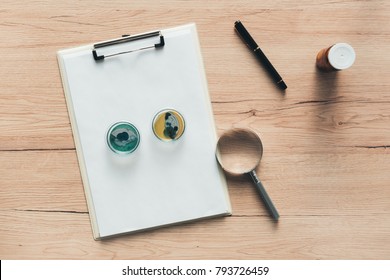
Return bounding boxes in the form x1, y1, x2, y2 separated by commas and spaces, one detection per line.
316, 43, 356, 71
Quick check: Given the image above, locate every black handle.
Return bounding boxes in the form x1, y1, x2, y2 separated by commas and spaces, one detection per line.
249, 170, 279, 221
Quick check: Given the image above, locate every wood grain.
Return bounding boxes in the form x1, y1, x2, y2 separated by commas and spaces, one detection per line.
1, 0, 390, 259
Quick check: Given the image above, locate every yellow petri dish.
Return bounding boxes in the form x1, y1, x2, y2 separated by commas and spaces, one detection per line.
152, 109, 185, 141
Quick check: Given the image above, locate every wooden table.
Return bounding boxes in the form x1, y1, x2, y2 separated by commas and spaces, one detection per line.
1, 0, 389, 260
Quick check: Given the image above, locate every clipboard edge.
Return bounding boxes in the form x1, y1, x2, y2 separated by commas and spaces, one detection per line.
57, 49, 101, 240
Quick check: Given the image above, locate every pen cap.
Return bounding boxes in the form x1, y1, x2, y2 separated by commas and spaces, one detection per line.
316, 43, 356, 71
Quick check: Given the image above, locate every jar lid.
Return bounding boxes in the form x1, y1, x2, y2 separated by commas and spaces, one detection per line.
328, 43, 356, 70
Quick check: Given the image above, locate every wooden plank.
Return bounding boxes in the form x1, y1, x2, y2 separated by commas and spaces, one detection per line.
1, 210, 389, 259
1, 1, 390, 151
1, 150, 389, 216
0, 151, 86, 212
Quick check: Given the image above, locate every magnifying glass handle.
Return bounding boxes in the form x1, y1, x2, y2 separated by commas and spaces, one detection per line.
249, 170, 279, 221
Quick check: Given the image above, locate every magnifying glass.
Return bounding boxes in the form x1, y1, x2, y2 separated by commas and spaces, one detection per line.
216, 128, 279, 221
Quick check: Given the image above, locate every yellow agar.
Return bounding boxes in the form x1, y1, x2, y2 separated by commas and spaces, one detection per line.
153, 110, 185, 141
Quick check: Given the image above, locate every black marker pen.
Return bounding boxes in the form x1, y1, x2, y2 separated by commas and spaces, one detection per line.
234, 20, 287, 90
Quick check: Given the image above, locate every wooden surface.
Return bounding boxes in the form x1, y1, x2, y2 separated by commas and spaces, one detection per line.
1, 0, 390, 259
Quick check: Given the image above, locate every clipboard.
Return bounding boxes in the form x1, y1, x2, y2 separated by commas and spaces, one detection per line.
57, 23, 232, 240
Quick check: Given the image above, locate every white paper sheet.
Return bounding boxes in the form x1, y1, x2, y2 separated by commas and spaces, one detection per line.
57, 24, 231, 239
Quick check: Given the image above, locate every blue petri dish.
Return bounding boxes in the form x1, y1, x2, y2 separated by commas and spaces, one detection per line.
106, 122, 140, 155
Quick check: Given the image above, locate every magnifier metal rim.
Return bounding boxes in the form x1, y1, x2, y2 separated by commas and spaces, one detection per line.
216, 128, 263, 175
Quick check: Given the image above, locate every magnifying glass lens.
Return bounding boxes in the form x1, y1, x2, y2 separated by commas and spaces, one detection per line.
216, 128, 263, 174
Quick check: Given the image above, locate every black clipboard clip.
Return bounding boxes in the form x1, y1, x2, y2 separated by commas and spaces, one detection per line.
92, 31, 165, 61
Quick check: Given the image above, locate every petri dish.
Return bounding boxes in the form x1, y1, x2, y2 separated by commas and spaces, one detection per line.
152, 109, 185, 141
106, 121, 140, 154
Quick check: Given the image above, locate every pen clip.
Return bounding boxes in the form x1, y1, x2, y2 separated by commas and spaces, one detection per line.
92, 30, 165, 61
